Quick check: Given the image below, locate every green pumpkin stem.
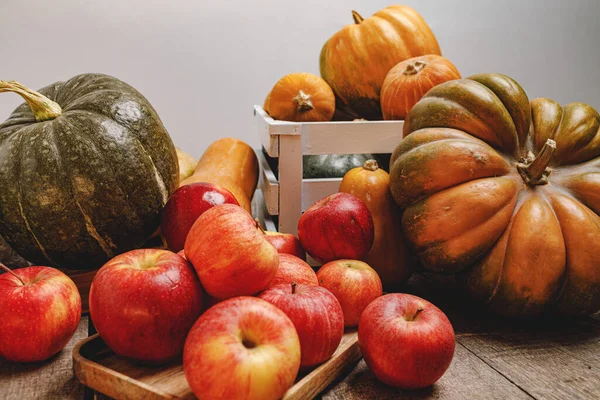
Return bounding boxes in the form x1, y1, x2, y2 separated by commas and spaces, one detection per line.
0, 80, 62, 122
293, 90, 314, 112
352, 10, 364, 24
517, 139, 556, 186
0, 262, 25, 286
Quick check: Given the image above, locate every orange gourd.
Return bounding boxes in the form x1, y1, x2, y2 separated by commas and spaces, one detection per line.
320, 5, 441, 120
264, 73, 335, 122
339, 159, 415, 291
181, 138, 258, 213
390, 73, 600, 317
381, 55, 461, 120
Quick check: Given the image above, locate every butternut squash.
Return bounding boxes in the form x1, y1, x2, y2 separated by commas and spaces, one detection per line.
339, 159, 415, 290
181, 138, 259, 213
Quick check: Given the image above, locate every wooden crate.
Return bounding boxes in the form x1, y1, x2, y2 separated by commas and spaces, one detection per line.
255, 105, 403, 265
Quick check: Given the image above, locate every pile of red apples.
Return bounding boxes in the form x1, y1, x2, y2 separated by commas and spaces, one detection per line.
0, 182, 455, 399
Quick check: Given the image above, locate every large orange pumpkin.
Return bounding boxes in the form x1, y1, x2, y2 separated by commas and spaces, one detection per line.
389, 73, 600, 317
319, 5, 441, 120
381, 55, 461, 120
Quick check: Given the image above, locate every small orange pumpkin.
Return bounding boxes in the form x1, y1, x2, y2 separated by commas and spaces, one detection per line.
264, 73, 335, 122
381, 55, 461, 120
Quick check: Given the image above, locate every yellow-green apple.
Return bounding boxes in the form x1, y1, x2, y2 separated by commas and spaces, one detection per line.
358, 293, 455, 389
259, 283, 344, 368
89, 249, 203, 363
183, 296, 301, 400
317, 259, 382, 327
265, 253, 318, 290
0, 264, 81, 363
298, 193, 374, 263
259, 226, 306, 261
161, 182, 239, 252
184, 204, 278, 299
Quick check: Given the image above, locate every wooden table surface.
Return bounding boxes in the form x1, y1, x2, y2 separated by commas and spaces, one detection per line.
1, 273, 599, 400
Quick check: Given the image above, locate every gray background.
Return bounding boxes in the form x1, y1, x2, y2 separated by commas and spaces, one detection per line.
1, 0, 598, 156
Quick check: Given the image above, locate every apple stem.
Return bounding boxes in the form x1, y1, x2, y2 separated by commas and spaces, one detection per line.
410, 308, 424, 321
254, 218, 267, 235
0, 262, 25, 286
291, 282, 297, 294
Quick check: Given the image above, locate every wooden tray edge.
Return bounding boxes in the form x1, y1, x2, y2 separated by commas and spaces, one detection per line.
72, 334, 177, 400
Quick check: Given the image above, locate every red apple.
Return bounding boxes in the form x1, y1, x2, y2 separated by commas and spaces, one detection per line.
298, 193, 374, 263
265, 253, 318, 290
89, 249, 203, 363
184, 204, 278, 300
358, 293, 455, 389
259, 283, 344, 368
0, 264, 81, 363
316, 259, 382, 327
262, 229, 306, 261
183, 296, 301, 400
161, 182, 239, 252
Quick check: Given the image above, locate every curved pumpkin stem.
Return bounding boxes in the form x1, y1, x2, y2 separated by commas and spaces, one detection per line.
0, 80, 62, 122
352, 10, 364, 24
517, 139, 556, 186
363, 159, 379, 171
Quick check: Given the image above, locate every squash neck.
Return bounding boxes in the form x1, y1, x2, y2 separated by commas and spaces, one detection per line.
0, 80, 62, 121
517, 139, 556, 186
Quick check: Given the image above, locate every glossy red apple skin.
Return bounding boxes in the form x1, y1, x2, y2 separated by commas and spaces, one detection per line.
89, 249, 203, 363
263, 231, 306, 260
358, 293, 455, 389
316, 259, 382, 327
183, 296, 301, 400
259, 283, 344, 368
0, 266, 82, 363
184, 204, 279, 300
161, 182, 239, 252
298, 193, 374, 263
265, 253, 318, 290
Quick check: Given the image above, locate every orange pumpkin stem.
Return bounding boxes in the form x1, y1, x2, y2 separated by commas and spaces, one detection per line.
0, 80, 62, 121
517, 139, 556, 186
352, 10, 364, 24
293, 90, 314, 112
0, 262, 25, 286
363, 159, 379, 171
404, 60, 428, 75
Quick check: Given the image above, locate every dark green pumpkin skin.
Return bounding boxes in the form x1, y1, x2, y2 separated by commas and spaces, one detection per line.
303, 154, 376, 179
0, 73, 178, 269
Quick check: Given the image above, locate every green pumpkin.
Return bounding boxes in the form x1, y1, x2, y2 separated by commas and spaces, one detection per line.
0, 74, 178, 270
303, 154, 378, 179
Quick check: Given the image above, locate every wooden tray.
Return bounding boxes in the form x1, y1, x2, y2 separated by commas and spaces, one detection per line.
73, 330, 360, 400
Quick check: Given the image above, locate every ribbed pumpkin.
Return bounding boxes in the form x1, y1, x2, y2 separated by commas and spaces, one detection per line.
389, 73, 600, 317
381, 55, 461, 120
0, 74, 178, 270
264, 73, 335, 122
339, 159, 415, 290
320, 5, 441, 120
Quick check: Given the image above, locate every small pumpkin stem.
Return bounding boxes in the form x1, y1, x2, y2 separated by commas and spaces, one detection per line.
352, 10, 364, 24
0, 262, 25, 286
293, 90, 314, 112
0, 80, 62, 121
517, 139, 556, 186
363, 159, 379, 171
404, 61, 428, 76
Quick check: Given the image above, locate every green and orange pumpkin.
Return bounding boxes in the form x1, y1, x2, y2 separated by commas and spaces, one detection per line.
390, 73, 600, 317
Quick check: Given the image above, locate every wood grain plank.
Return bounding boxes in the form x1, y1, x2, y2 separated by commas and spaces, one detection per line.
321, 342, 533, 400
458, 326, 600, 400
0, 316, 89, 400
